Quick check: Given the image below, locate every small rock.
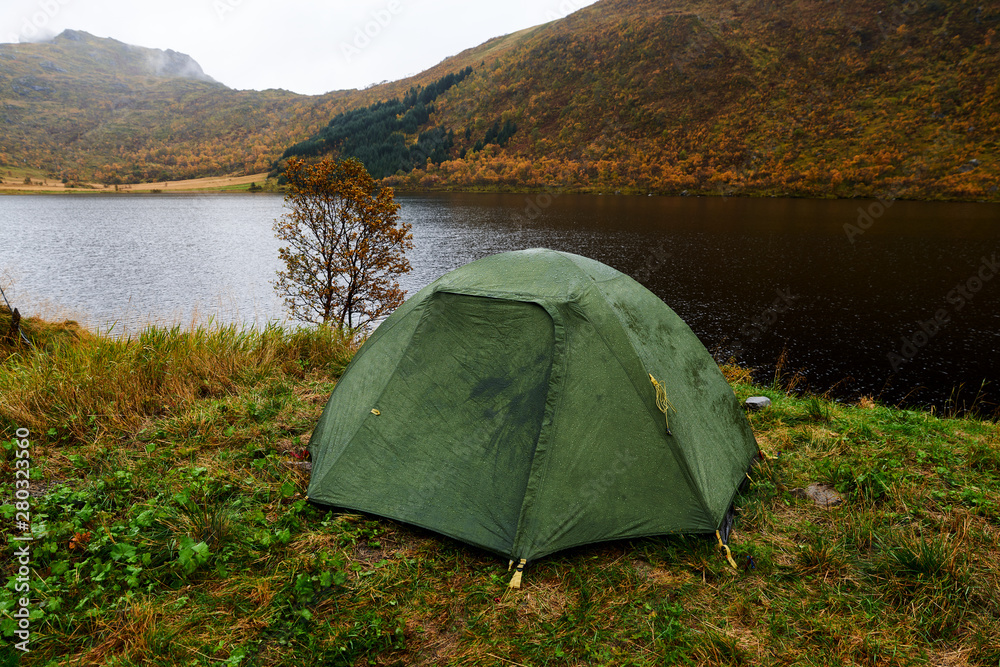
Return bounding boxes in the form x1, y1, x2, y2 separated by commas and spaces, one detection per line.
744, 396, 772, 411
40, 60, 67, 73
791, 483, 843, 508
960, 158, 980, 173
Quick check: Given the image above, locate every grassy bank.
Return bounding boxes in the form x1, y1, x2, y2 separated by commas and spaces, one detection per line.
1, 316, 999, 666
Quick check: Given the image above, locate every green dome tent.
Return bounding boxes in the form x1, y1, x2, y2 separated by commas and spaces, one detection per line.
307, 248, 758, 570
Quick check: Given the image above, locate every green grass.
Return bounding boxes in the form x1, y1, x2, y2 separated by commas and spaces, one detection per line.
1, 320, 999, 665
184, 179, 282, 193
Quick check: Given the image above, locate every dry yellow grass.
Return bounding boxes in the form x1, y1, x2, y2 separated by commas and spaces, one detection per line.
120, 173, 271, 191
0, 172, 270, 193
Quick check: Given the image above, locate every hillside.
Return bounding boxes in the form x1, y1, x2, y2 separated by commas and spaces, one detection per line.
375, 0, 1000, 200
2, 0, 999, 200
0, 30, 434, 185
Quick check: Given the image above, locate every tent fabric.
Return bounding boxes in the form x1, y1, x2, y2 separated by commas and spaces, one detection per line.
307, 248, 759, 562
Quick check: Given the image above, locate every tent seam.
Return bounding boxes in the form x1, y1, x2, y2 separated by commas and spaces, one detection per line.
508, 299, 563, 561
551, 254, 664, 427
588, 275, 717, 527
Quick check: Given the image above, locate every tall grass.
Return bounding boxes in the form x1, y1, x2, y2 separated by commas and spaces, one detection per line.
0, 320, 357, 443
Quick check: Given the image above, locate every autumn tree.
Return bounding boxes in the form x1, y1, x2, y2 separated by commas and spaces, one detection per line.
273, 157, 413, 328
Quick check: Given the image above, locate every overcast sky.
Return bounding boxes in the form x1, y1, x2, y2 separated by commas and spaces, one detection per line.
1, 0, 600, 94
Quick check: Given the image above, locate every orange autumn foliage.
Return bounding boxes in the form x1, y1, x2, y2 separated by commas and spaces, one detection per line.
273, 158, 413, 328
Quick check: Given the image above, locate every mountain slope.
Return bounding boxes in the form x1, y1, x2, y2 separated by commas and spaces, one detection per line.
375, 0, 1000, 200
2, 0, 999, 201
0, 29, 496, 185
0, 30, 357, 182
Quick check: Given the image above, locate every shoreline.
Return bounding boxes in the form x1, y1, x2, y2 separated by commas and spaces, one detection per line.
2, 307, 996, 420
1, 174, 999, 204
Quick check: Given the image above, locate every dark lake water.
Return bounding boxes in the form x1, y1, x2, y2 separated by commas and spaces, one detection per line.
1, 192, 998, 414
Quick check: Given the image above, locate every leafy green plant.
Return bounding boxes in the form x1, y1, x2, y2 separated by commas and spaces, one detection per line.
175, 536, 211, 574
853, 464, 896, 503
817, 459, 897, 503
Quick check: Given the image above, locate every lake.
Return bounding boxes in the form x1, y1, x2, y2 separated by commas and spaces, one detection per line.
1, 192, 998, 414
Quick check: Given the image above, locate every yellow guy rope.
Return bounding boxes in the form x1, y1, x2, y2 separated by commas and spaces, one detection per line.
648, 374, 676, 435
716, 531, 738, 570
